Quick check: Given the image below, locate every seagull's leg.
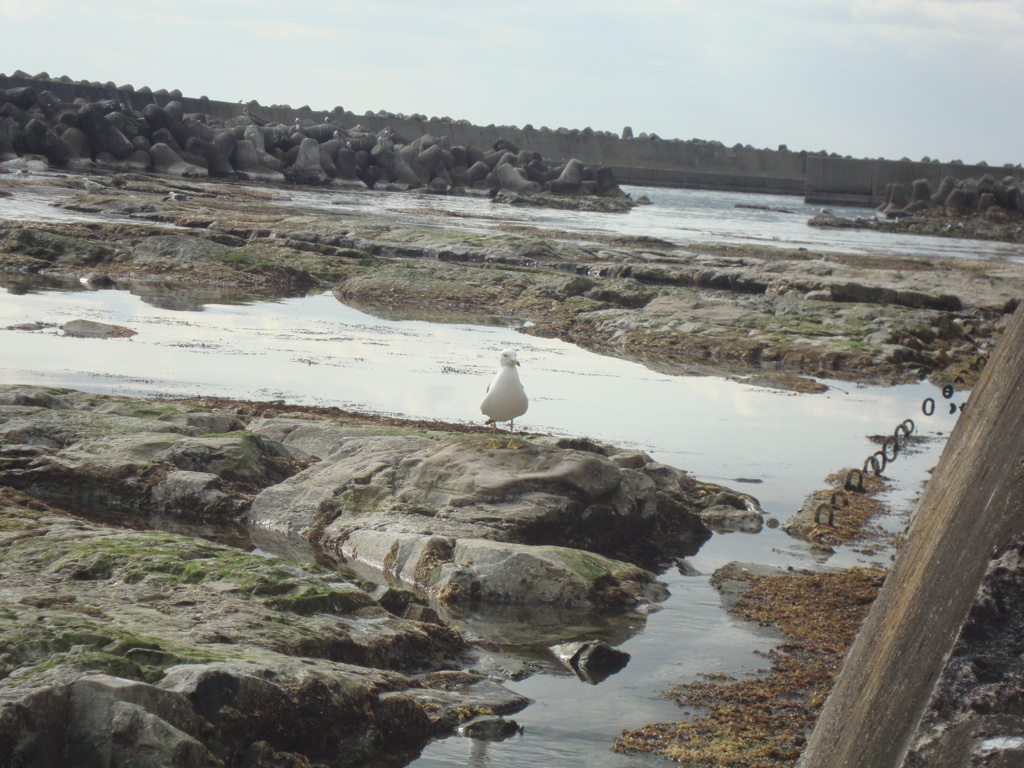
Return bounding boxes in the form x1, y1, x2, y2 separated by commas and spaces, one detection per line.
507, 419, 522, 449
486, 421, 502, 449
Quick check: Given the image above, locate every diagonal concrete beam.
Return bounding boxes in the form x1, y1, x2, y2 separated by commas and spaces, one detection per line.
800, 299, 1024, 768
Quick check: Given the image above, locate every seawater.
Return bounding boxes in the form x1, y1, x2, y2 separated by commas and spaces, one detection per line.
0, 182, 972, 767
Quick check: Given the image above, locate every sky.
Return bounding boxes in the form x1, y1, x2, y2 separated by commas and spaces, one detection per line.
2, 0, 1022, 166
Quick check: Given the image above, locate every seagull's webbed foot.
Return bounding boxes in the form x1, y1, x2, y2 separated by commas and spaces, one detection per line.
506, 439, 523, 449
486, 438, 504, 449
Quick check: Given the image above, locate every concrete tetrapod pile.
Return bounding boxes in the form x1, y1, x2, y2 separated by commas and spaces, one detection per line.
0, 83, 625, 199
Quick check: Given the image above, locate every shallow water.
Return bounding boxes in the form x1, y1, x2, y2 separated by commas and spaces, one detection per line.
0, 182, 972, 766
283, 183, 1024, 263
0, 278, 959, 766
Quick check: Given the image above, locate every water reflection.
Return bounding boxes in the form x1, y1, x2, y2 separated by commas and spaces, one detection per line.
128, 280, 312, 312
0, 273, 310, 312
343, 297, 515, 327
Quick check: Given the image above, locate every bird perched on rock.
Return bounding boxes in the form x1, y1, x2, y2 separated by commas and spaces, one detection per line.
82, 178, 104, 194
480, 348, 529, 448
166, 191, 191, 202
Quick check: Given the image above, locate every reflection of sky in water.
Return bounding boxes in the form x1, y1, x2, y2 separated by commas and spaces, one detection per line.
0, 288, 959, 519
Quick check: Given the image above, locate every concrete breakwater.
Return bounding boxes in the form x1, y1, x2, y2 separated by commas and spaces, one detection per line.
1, 71, 1019, 204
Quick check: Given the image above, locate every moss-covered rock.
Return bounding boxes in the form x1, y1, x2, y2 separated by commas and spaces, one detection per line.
0, 486, 491, 767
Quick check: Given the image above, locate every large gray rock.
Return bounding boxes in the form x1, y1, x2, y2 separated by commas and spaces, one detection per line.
66, 675, 213, 768
246, 422, 710, 606
0, 389, 311, 523
548, 159, 585, 194
0, 491, 477, 768
23, 118, 78, 167
132, 234, 234, 267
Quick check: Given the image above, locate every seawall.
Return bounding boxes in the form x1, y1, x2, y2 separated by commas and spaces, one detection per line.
799, 300, 1024, 767
1, 72, 1018, 204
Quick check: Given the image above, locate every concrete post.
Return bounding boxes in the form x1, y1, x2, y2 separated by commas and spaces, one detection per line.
799, 300, 1024, 767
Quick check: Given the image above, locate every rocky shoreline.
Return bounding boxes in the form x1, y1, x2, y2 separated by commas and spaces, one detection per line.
0, 384, 743, 766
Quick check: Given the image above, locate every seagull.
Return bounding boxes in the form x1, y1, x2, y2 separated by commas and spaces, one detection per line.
480, 349, 529, 449
82, 178, 104, 194
166, 191, 191, 202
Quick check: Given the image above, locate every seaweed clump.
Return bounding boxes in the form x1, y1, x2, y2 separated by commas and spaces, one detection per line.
613, 566, 885, 767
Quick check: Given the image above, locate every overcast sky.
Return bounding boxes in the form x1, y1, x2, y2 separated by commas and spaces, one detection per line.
3, 0, 1021, 166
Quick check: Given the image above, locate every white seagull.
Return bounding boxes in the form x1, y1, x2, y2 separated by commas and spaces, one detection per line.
82, 178, 104, 194
166, 191, 191, 202
480, 349, 529, 448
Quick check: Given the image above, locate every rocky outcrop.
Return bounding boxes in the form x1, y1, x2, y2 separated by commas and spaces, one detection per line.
245, 418, 711, 609
0, 485, 531, 768
0, 385, 727, 763
0, 387, 312, 529
0, 388, 716, 612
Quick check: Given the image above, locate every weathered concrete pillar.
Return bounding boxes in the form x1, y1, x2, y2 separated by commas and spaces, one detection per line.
800, 300, 1024, 767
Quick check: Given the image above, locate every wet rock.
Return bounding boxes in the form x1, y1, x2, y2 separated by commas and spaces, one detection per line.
60, 318, 137, 338
427, 538, 665, 609
403, 673, 531, 733
244, 420, 709, 608
66, 675, 214, 767
79, 271, 116, 288
456, 714, 523, 740
710, 561, 783, 609
550, 639, 630, 683
699, 504, 764, 533
150, 470, 249, 520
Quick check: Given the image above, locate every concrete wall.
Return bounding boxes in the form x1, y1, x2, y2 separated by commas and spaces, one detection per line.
1, 72, 1018, 203
799, 301, 1024, 768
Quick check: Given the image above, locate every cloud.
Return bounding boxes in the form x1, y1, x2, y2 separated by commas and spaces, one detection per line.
0, 0, 55, 19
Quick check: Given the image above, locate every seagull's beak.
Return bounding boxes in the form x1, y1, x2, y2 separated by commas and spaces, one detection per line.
514, 360, 520, 366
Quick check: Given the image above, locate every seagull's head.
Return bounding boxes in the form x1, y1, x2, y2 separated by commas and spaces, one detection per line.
499, 349, 520, 367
